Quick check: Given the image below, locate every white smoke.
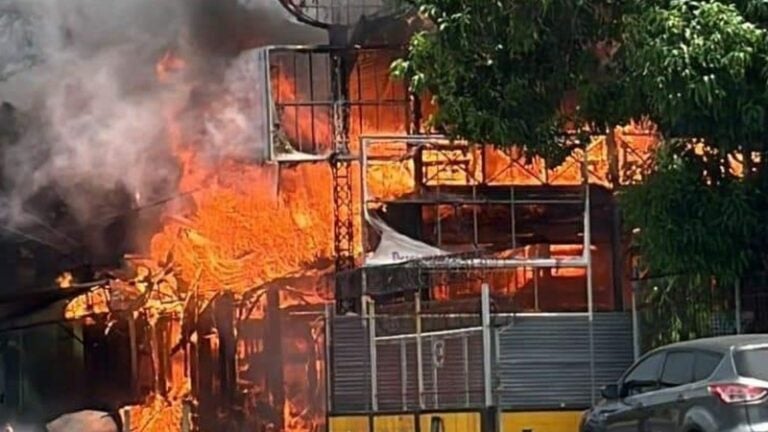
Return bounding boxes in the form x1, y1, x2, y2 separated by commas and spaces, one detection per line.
0, 0, 325, 250
0, 0, 193, 231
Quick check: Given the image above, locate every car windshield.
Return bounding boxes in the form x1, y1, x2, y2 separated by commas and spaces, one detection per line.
735, 348, 768, 381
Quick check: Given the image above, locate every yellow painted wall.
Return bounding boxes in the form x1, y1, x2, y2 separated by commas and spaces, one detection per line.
502, 411, 583, 432
374, 415, 416, 432
419, 412, 481, 432
330, 416, 371, 432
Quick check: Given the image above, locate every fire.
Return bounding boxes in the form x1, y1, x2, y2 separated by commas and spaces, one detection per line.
56, 272, 73, 288
155, 50, 186, 83
148, 161, 334, 297
126, 50, 335, 432
56, 44, 660, 432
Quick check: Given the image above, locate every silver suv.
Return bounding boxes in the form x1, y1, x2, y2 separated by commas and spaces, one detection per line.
580, 335, 768, 432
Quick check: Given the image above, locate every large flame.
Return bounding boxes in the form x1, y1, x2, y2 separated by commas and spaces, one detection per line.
58, 47, 661, 432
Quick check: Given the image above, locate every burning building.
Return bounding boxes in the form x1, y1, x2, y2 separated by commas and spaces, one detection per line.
0, 0, 658, 431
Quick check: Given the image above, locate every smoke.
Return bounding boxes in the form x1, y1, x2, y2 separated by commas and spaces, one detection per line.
0, 0, 324, 258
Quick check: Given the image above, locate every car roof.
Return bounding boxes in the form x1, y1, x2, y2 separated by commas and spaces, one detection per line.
655, 334, 768, 354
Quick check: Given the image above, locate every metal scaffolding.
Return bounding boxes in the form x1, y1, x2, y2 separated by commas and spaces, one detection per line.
356, 134, 599, 405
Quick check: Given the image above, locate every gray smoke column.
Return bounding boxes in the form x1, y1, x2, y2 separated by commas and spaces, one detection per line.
1, 0, 192, 230
0, 0, 324, 257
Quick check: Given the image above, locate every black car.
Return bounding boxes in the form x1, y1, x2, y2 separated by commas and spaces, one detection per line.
580, 335, 768, 432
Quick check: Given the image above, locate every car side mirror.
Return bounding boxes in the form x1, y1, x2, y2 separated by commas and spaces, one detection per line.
601, 384, 619, 400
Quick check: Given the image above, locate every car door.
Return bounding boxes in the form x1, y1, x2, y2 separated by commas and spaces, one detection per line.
605, 351, 666, 432
646, 350, 695, 432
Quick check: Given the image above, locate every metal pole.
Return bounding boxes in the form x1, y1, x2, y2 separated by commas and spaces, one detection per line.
432, 336, 439, 409
735, 280, 742, 334
264, 49, 275, 162
631, 285, 640, 360
533, 269, 540, 311
583, 150, 596, 406
360, 138, 369, 265
473, 185, 479, 248
436, 203, 442, 247
630, 262, 641, 360
510, 186, 516, 249
481, 283, 492, 407
416, 291, 424, 409
401, 338, 408, 411
325, 303, 334, 413
463, 335, 470, 408
367, 296, 378, 411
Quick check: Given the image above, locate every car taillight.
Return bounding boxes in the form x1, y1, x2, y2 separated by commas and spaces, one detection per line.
709, 383, 768, 404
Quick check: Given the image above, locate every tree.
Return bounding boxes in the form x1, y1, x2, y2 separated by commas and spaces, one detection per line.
394, 0, 768, 280
621, 0, 768, 280
391, 0, 633, 165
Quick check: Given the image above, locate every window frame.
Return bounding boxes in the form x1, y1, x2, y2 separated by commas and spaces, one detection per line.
659, 349, 696, 388
691, 349, 724, 382
619, 350, 667, 397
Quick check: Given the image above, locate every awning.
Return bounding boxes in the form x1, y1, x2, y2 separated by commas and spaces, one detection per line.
365, 214, 447, 266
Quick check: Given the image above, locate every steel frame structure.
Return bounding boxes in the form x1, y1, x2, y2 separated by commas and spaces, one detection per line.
359, 135, 594, 267
277, 0, 398, 28
259, 43, 413, 313
358, 134, 599, 404
272, 0, 405, 316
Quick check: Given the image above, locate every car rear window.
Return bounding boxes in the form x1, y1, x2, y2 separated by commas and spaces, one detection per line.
735, 348, 768, 381
694, 352, 723, 381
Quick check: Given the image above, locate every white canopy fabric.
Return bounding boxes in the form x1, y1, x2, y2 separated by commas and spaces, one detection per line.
46, 411, 117, 432
365, 214, 447, 266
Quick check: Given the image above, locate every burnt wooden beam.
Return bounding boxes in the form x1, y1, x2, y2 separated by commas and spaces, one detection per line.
264, 286, 285, 431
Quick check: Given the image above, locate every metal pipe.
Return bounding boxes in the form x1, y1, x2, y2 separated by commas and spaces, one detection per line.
325, 303, 334, 413
262, 44, 402, 53
367, 296, 378, 411
415, 292, 424, 409
401, 338, 408, 410
481, 283, 492, 407
373, 311, 601, 319
360, 136, 372, 247
735, 280, 742, 334
264, 48, 275, 162
432, 336, 439, 408
375, 326, 483, 342
534, 268, 540, 311
463, 335, 470, 407
436, 202, 442, 247
510, 186, 516, 249
584, 151, 596, 406
367, 197, 585, 205
473, 185, 479, 248
631, 286, 640, 360
363, 296, 379, 411
409, 257, 589, 269
308, 52, 317, 152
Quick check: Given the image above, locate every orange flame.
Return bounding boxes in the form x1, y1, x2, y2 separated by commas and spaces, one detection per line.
58, 47, 661, 432
155, 50, 186, 83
